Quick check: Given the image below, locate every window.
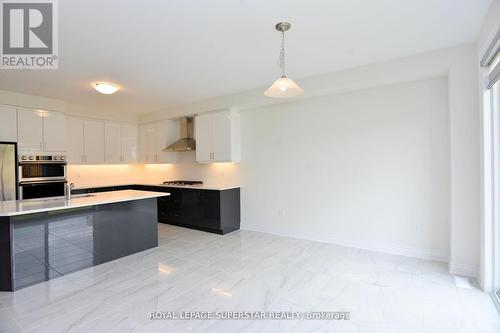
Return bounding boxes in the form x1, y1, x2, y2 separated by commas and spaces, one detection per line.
481, 28, 500, 310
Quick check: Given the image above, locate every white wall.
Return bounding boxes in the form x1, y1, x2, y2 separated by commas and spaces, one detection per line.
240, 77, 450, 261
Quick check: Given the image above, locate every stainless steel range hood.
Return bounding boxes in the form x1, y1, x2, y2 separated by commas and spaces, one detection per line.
163, 117, 196, 152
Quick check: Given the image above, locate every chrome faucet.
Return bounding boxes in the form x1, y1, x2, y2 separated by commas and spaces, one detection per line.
66, 182, 75, 200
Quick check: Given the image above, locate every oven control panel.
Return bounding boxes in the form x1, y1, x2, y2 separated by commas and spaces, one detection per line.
19, 155, 67, 162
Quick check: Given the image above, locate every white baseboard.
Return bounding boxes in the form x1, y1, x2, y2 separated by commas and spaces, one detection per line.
449, 262, 477, 278
241, 226, 449, 263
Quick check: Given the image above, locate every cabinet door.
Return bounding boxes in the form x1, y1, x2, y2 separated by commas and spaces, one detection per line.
195, 114, 212, 162
84, 120, 105, 164
145, 124, 157, 163
17, 109, 43, 151
139, 124, 149, 163
211, 111, 231, 162
104, 122, 121, 163
121, 124, 138, 163
150, 123, 162, 163
0, 105, 17, 142
66, 118, 84, 163
43, 111, 66, 152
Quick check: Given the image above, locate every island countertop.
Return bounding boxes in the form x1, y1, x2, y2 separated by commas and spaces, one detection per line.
0, 190, 170, 217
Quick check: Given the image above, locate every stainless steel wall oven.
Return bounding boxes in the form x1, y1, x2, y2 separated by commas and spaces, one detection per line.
18, 155, 67, 200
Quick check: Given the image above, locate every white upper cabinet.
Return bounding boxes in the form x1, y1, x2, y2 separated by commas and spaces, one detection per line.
105, 122, 138, 163
17, 109, 43, 151
195, 109, 240, 163
105, 122, 122, 163
194, 113, 212, 162
139, 121, 178, 164
211, 111, 232, 162
139, 124, 149, 163
0, 105, 18, 142
66, 117, 84, 164
121, 124, 138, 163
17, 108, 66, 152
66, 117, 105, 164
43, 111, 66, 152
83, 119, 105, 164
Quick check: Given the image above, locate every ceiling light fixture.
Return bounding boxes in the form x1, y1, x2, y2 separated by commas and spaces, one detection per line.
264, 22, 304, 98
94, 81, 120, 95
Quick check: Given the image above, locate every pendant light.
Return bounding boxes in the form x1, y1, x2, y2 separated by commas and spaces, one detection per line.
264, 22, 304, 98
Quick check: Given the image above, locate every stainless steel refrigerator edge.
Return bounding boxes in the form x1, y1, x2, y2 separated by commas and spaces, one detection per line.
0, 142, 17, 201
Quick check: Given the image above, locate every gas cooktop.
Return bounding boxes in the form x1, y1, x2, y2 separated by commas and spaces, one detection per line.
162, 180, 203, 186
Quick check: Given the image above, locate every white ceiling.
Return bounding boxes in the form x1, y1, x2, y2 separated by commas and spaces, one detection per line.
0, 0, 492, 113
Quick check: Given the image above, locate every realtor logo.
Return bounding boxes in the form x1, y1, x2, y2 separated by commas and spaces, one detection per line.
1, 0, 58, 69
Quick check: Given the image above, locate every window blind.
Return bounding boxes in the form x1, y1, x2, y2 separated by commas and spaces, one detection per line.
481, 29, 500, 89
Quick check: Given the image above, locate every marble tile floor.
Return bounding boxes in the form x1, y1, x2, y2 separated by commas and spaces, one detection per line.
0, 224, 499, 333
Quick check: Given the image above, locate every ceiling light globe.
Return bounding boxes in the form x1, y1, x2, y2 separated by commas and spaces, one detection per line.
94, 82, 120, 94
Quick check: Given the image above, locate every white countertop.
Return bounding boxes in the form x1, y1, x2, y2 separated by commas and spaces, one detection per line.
139, 183, 240, 191
73, 183, 240, 191
0, 190, 169, 217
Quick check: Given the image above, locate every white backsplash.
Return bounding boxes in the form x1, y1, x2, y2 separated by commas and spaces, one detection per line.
67, 152, 240, 188
142, 152, 240, 186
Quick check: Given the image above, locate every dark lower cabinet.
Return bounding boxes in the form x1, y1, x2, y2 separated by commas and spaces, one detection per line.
72, 185, 241, 235
136, 186, 240, 235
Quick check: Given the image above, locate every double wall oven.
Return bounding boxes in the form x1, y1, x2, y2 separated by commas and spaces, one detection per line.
18, 154, 67, 200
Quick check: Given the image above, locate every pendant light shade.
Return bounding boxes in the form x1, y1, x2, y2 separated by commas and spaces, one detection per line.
264, 22, 304, 98
264, 76, 304, 98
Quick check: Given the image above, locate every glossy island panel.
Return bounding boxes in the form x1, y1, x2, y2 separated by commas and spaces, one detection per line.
0, 198, 158, 291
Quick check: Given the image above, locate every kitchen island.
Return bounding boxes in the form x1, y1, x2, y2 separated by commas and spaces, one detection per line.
0, 190, 169, 291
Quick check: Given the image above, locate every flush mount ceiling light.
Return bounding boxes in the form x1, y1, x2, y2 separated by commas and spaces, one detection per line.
93, 81, 120, 94
264, 22, 304, 98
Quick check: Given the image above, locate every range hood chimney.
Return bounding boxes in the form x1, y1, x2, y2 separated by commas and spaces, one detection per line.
163, 117, 196, 152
